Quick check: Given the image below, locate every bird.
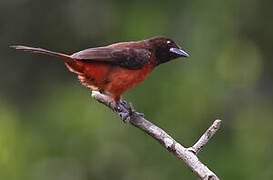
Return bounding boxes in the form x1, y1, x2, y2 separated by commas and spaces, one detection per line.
11, 36, 189, 118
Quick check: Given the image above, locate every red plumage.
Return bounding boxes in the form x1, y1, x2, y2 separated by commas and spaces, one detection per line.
11, 37, 189, 103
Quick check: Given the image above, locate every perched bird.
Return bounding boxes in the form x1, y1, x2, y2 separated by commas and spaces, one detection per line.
11, 37, 189, 110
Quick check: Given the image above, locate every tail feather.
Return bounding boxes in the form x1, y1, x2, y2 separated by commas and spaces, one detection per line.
10, 45, 73, 60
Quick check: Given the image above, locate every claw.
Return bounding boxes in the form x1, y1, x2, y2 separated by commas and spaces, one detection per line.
118, 99, 129, 109
115, 99, 131, 123
116, 105, 122, 112
119, 99, 128, 106
119, 112, 131, 123
116, 99, 129, 112
116, 100, 145, 123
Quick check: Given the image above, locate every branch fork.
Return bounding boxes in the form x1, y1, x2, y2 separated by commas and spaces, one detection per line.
91, 91, 222, 180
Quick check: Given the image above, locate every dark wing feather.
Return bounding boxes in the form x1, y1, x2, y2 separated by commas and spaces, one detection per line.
71, 47, 151, 69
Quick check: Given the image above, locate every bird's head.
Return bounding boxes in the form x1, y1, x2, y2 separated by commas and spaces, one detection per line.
146, 36, 189, 65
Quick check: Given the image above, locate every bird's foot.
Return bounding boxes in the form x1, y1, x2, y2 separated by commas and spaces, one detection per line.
91, 91, 144, 122
118, 99, 129, 109
116, 100, 130, 123
115, 100, 145, 123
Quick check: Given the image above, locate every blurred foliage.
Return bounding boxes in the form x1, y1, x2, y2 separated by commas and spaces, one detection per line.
1, 0, 273, 179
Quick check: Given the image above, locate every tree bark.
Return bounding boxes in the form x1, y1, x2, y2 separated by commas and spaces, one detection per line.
91, 91, 221, 180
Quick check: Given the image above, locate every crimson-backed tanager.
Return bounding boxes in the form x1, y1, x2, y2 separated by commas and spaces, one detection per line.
11, 37, 189, 116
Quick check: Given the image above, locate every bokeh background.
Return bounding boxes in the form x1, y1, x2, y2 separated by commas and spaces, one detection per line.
1, 0, 273, 179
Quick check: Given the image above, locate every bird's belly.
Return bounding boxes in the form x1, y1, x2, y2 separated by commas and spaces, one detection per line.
67, 60, 155, 101
104, 66, 152, 99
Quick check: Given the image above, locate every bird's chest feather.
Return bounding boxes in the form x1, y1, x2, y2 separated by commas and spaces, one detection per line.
106, 60, 154, 92
68, 57, 155, 98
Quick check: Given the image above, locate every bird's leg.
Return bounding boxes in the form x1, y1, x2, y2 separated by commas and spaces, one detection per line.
116, 100, 145, 123
92, 91, 130, 122
116, 99, 131, 123
92, 91, 144, 123
118, 99, 129, 109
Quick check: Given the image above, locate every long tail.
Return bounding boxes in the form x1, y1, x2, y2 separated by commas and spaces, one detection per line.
11, 45, 85, 74
10, 45, 73, 61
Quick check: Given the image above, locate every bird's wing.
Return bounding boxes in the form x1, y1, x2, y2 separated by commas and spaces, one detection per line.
71, 47, 151, 69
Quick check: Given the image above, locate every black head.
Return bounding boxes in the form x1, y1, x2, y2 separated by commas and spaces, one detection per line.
146, 36, 189, 65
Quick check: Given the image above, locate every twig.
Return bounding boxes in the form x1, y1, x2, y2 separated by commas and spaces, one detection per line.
188, 119, 222, 154
91, 91, 221, 180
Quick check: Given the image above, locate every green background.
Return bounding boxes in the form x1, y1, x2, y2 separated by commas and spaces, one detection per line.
1, 0, 273, 179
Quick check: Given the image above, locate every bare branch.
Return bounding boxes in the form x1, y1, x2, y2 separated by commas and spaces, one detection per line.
188, 119, 222, 154
91, 91, 221, 180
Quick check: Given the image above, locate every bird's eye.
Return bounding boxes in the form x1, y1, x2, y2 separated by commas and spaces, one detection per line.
167, 40, 171, 44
